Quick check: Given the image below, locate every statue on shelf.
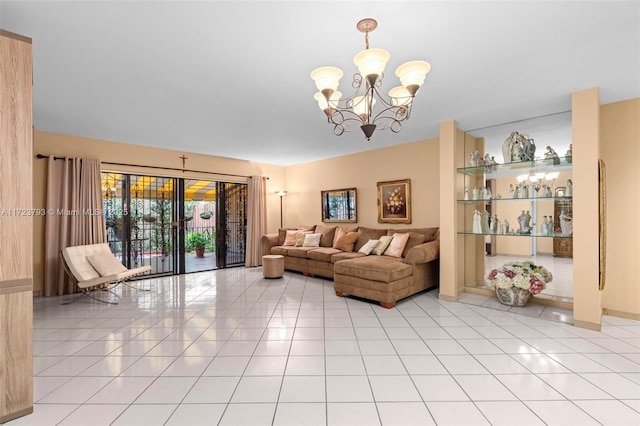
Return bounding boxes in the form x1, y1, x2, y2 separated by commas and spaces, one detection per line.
559, 209, 573, 235
565, 179, 573, 197
566, 144, 573, 163
507, 184, 515, 198
464, 186, 469, 201
514, 183, 521, 199
541, 216, 549, 236
544, 145, 560, 164
491, 215, 499, 233
499, 221, 504, 235
522, 183, 529, 199
505, 219, 510, 234
482, 210, 490, 234
521, 137, 536, 161
485, 187, 492, 200
502, 132, 517, 164
472, 187, 480, 200
548, 218, 554, 235
469, 150, 479, 167
542, 184, 552, 198
524, 210, 532, 231
472, 210, 482, 234
517, 210, 531, 234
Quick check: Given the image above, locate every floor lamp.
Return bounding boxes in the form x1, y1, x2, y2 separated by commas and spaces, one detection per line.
276, 190, 287, 228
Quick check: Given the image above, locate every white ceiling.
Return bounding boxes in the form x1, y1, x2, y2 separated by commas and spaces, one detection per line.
1, 1, 638, 166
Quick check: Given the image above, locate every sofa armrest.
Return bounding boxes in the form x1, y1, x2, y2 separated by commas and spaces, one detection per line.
261, 234, 279, 255
404, 239, 439, 264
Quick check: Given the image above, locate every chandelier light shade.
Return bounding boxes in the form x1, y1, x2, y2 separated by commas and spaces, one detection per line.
311, 18, 431, 140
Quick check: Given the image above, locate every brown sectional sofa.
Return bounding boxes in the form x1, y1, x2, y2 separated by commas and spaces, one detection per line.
261, 225, 439, 308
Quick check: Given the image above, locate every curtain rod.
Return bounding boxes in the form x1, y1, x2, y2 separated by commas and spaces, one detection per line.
35, 154, 268, 180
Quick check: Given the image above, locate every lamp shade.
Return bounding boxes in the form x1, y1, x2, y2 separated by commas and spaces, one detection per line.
310, 66, 343, 91
395, 60, 431, 88
353, 48, 390, 79
352, 95, 375, 117
314, 90, 342, 110
388, 86, 413, 107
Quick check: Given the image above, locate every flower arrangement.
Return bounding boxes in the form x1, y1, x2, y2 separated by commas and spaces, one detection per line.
385, 187, 405, 214
487, 261, 552, 295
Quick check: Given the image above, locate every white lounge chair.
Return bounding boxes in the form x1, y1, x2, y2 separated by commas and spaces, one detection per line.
61, 243, 152, 304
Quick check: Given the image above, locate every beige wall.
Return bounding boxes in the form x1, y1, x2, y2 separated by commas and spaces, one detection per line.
32, 130, 286, 294
281, 138, 440, 231
600, 98, 640, 317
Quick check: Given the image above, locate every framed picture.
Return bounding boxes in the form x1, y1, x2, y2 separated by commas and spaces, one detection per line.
555, 186, 566, 197
320, 188, 357, 223
377, 179, 411, 223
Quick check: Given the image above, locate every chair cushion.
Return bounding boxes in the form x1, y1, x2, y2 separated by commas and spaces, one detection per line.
270, 246, 288, 256
331, 252, 366, 263
86, 253, 128, 276
286, 246, 318, 258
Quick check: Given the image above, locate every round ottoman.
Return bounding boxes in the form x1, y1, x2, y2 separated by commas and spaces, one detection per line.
262, 255, 284, 278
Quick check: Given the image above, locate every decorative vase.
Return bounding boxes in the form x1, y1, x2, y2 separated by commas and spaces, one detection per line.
496, 286, 531, 307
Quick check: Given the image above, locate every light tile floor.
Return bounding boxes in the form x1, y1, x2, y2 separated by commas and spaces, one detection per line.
14, 267, 640, 425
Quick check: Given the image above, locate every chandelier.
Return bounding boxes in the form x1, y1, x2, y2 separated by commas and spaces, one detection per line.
311, 18, 431, 141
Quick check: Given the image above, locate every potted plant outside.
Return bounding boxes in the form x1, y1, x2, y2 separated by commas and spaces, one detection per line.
187, 232, 208, 258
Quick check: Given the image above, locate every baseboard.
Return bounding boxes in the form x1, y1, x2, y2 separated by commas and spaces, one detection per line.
0, 406, 33, 424
573, 319, 601, 331
602, 308, 640, 321
438, 293, 459, 302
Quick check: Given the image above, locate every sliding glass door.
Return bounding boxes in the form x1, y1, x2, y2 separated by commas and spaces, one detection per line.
101, 173, 247, 277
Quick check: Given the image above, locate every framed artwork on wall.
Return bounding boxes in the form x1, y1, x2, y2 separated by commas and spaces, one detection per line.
377, 179, 411, 224
320, 187, 357, 223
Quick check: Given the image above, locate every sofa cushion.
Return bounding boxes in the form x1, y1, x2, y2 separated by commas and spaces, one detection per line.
278, 227, 296, 245
334, 256, 413, 282
403, 232, 427, 257
355, 227, 388, 252
373, 235, 394, 256
331, 252, 366, 263
303, 233, 322, 247
283, 230, 298, 246
392, 227, 438, 242
295, 230, 313, 246
308, 247, 341, 262
271, 246, 289, 256
314, 225, 337, 247
333, 226, 359, 246
384, 232, 410, 257
358, 239, 380, 255
333, 231, 358, 252
287, 246, 319, 258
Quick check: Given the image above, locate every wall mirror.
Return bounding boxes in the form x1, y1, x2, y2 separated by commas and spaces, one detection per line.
321, 188, 357, 223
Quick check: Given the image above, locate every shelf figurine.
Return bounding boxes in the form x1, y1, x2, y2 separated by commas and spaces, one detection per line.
482, 210, 490, 234
507, 184, 515, 198
472, 210, 482, 234
469, 150, 479, 167
541, 216, 549, 236
566, 143, 573, 163
559, 209, 573, 235
505, 219, 510, 234
544, 145, 560, 165
565, 179, 573, 197
464, 186, 469, 201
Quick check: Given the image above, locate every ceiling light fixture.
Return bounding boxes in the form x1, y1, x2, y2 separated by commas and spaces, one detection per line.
311, 18, 431, 141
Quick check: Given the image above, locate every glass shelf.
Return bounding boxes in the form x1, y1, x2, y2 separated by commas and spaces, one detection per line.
458, 231, 573, 238
457, 196, 573, 203
457, 156, 573, 178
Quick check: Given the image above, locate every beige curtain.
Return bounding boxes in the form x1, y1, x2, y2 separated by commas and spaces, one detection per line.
245, 175, 267, 266
44, 157, 106, 296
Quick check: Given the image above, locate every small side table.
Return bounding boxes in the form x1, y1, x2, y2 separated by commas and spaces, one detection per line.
262, 255, 284, 278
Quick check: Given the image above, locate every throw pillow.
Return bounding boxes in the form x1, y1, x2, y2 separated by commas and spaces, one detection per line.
303, 233, 322, 247
373, 235, 394, 256
333, 231, 359, 252
278, 228, 294, 245
358, 239, 380, 255
295, 230, 312, 247
283, 230, 298, 246
384, 232, 411, 257
333, 226, 359, 247
314, 225, 337, 247
86, 253, 127, 276
403, 232, 427, 257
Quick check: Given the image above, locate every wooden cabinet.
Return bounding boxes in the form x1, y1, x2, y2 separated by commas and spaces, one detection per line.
553, 196, 574, 257
0, 29, 33, 424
